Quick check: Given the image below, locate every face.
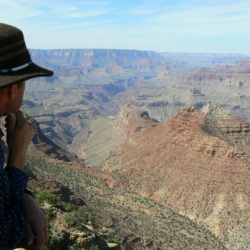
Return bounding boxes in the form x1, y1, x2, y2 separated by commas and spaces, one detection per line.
0, 81, 25, 115
12, 81, 26, 112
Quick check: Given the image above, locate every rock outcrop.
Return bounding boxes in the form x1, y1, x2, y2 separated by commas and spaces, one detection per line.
105, 104, 250, 249
118, 105, 158, 136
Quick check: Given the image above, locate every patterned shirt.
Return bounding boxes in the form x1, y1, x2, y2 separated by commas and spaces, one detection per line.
0, 128, 29, 249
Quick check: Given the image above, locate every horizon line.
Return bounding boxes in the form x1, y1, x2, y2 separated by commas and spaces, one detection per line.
28, 48, 250, 56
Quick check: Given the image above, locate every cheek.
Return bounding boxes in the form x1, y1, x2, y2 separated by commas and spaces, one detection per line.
16, 86, 25, 109
17, 94, 24, 109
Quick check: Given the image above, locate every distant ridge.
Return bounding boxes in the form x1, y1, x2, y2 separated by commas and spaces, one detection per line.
29, 48, 158, 59
29, 48, 248, 75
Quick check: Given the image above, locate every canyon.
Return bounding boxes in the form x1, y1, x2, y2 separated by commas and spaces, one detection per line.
23, 49, 250, 154
15, 49, 250, 249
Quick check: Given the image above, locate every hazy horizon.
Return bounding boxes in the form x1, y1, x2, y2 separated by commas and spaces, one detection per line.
28, 48, 249, 56
1, 0, 250, 54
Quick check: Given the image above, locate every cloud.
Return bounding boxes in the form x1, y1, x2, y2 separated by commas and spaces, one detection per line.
51, 3, 109, 19
0, 0, 41, 21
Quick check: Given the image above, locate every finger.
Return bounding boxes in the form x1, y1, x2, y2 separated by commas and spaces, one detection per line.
44, 219, 48, 244
5, 113, 16, 132
25, 222, 34, 246
33, 223, 46, 250
34, 236, 45, 249
15, 110, 27, 126
14, 111, 35, 141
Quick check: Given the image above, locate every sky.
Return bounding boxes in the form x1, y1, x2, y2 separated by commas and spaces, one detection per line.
1, 0, 250, 54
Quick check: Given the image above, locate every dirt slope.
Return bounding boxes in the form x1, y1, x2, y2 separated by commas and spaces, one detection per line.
105, 104, 250, 249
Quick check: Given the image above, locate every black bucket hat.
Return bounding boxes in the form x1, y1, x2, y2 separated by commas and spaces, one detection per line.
0, 23, 53, 88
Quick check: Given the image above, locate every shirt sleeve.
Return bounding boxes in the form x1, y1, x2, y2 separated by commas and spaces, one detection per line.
0, 165, 29, 249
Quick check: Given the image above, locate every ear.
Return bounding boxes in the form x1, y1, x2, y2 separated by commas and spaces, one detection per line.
8, 84, 18, 100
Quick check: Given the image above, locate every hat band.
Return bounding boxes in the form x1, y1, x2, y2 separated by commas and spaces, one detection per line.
0, 61, 32, 74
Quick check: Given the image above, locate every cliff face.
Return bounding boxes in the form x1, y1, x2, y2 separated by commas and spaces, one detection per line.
24, 114, 84, 165
189, 60, 250, 87
118, 105, 158, 136
105, 104, 250, 249
29, 49, 161, 74
201, 104, 250, 152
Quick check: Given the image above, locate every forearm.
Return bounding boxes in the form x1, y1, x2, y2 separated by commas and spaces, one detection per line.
5, 111, 34, 171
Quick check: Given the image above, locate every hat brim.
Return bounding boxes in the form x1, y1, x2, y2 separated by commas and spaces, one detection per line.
0, 62, 54, 88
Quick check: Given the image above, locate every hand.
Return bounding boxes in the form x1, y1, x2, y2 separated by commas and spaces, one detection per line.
20, 192, 48, 250
5, 111, 34, 170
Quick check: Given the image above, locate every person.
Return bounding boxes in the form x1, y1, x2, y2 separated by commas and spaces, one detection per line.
0, 23, 54, 249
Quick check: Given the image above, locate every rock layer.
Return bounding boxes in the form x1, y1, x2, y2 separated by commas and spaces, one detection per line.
105, 104, 250, 249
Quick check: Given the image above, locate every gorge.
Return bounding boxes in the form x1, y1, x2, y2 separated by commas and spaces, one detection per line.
15, 49, 250, 249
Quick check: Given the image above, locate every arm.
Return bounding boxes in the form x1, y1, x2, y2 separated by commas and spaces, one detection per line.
8, 111, 48, 249
6, 111, 35, 170
0, 111, 35, 248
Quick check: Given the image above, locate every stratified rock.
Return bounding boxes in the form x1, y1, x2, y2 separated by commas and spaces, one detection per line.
118, 104, 158, 136
106, 104, 250, 249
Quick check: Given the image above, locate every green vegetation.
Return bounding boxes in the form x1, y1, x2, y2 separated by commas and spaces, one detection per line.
28, 185, 115, 250
36, 189, 61, 207
26, 155, 226, 250
64, 208, 96, 230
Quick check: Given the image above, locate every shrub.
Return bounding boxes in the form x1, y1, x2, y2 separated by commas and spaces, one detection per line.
37, 189, 60, 206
